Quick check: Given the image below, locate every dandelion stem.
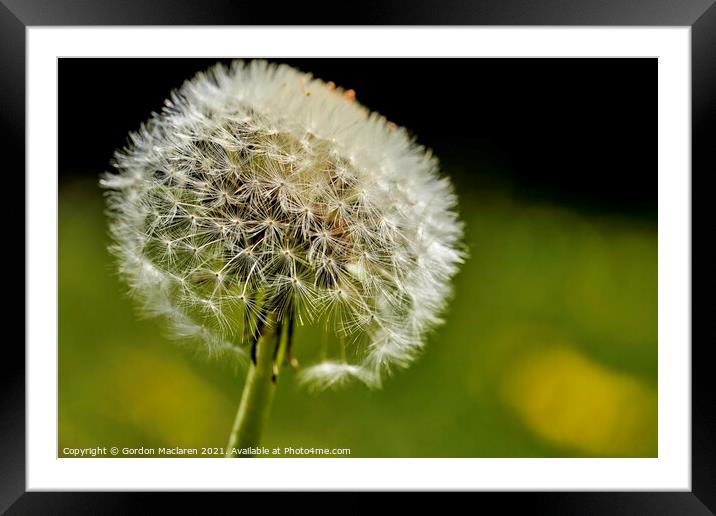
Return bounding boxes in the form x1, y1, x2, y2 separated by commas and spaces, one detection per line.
225, 317, 280, 457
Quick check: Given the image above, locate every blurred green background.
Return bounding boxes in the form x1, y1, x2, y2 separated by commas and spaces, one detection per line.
59, 177, 657, 458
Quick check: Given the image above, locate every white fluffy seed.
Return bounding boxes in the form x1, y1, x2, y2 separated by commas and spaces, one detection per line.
101, 60, 464, 388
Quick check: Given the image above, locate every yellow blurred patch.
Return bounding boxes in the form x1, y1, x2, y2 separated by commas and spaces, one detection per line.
501, 346, 657, 456
101, 346, 235, 448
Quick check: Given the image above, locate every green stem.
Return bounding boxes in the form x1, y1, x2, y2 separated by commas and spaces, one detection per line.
225, 322, 279, 458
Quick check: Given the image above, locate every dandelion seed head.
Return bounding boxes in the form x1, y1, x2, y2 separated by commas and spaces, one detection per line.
102, 60, 463, 388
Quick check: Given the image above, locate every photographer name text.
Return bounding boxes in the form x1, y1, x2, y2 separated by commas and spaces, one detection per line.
61, 446, 351, 457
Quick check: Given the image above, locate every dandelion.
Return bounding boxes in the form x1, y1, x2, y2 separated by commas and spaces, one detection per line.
101, 60, 463, 456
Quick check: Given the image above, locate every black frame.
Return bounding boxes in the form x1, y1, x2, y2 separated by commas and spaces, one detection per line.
4, 1, 714, 513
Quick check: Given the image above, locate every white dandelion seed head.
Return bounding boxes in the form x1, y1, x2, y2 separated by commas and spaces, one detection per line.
101, 60, 464, 388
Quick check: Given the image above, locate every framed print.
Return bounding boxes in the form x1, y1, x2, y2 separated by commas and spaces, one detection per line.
4, 0, 715, 512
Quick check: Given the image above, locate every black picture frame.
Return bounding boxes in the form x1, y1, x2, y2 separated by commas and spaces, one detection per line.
4, 1, 714, 513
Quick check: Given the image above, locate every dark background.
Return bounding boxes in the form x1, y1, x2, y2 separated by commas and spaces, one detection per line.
59, 58, 656, 219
